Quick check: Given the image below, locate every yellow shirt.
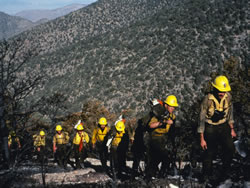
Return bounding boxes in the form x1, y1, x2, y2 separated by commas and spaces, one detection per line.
206, 93, 230, 125
33, 135, 45, 147
8, 135, 20, 146
92, 126, 110, 145
53, 132, 69, 145
112, 131, 125, 147
73, 131, 89, 145
198, 92, 234, 133
149, 113, 176, 137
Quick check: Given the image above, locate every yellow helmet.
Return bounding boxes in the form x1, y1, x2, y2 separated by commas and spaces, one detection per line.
40, 131, 45, 136
56, 125, 62, 131
164, 95, 179, 107
77, 123, 84, 131
99, 117, 107, 126
115, 121, 125, 132
212, 75, 231, 92
10, 130, 16, 136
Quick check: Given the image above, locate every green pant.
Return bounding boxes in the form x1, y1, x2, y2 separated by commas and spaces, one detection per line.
55, 144, 67, 167
110, 145, 127, 175
146, 136, 171, 177
74, 144, 88, 169
95, 141, 108, 170
203, 123, 235, 177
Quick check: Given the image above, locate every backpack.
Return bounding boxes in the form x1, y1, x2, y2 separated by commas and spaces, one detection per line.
141, 98, 166, 131
131, 98, 165, 153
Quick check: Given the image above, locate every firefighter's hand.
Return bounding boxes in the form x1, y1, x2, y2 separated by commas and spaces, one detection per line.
166, 120, 173, 125
201, 139, 207, 150
53, 146, 57, 153
37, 147, 40, 152
130, 138, 134, 144
92, 144, 96, 149
231, 129, 237, 138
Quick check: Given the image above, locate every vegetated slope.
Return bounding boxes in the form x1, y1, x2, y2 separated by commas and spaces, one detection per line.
30, 0, 248, 116
15, 4, 87, 22
0, 12, 35, 40
12, 0, 176, 55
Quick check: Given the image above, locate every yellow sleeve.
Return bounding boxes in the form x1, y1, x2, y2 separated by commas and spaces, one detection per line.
148, 116, 159, 127
85, 132, 90, 143
73, 134, 77, 145
166, 124, 171, 132
40, 137, 46, 146
65, 132, 69, 143
8, 135, 12, 145
91, 128, 98, 145
33, 135, 38, 146
53, 135, 56, 144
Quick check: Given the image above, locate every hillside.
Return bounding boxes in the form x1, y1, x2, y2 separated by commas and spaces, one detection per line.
0, 0, 249, 186
12, 0, 173, 55
0, 4, 89, 40
24, 0, 249, 118
0, 12, 35, 40
15, 4, 86, 22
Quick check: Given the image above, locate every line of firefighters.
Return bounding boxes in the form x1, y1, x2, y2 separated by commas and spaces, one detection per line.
33, 117, 136, 177
7, 75, 237, 183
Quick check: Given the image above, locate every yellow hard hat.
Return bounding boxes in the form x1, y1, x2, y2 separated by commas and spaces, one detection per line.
56, 125, 62, 131
164, 95, 178, 107
212, 75, 231, 92
99, 117, 107, 126
77, 123, 84, 131
40, 131, 45, 136
115, 121, 125, 132
10, 130, 16, 136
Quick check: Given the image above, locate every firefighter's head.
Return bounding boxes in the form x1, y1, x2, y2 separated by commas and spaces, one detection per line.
115, 121, 125, 133
40, 130, 45, 137
77, 123, 84, 132
55, 125, 62, 134
98, 117, 107, 129
164, 95, 178, 113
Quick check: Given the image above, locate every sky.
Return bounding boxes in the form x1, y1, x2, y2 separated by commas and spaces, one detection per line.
0, 0, 97, 15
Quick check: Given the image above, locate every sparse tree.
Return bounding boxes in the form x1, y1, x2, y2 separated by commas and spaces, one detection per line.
34, 92, 70, 135
0, 39, 43, 168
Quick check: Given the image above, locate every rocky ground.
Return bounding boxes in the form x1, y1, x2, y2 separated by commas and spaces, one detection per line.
0, 157, 249, 188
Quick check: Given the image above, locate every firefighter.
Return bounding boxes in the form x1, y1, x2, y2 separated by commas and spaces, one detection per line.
53, 125, 69, 167
131, 98, 165, 177
33, 130, 46, 163
8, 130, 21, 163
109, 120, 129, 178
198, 75, 236, 182
92, 117, 110, 172
73, 123, 89, 169
146, 95, 178, 179
8, 130, 21, 149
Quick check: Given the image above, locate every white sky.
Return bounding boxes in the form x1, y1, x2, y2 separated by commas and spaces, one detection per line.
0, 0, 97, 15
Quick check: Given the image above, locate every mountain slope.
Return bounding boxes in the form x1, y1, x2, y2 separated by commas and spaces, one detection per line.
28, 0, 248, 115
15, 4, 86, 22
0, 12, 35, 40
12, 0, 175, 55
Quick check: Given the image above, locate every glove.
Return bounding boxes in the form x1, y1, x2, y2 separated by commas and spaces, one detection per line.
211, 110, 225, 122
